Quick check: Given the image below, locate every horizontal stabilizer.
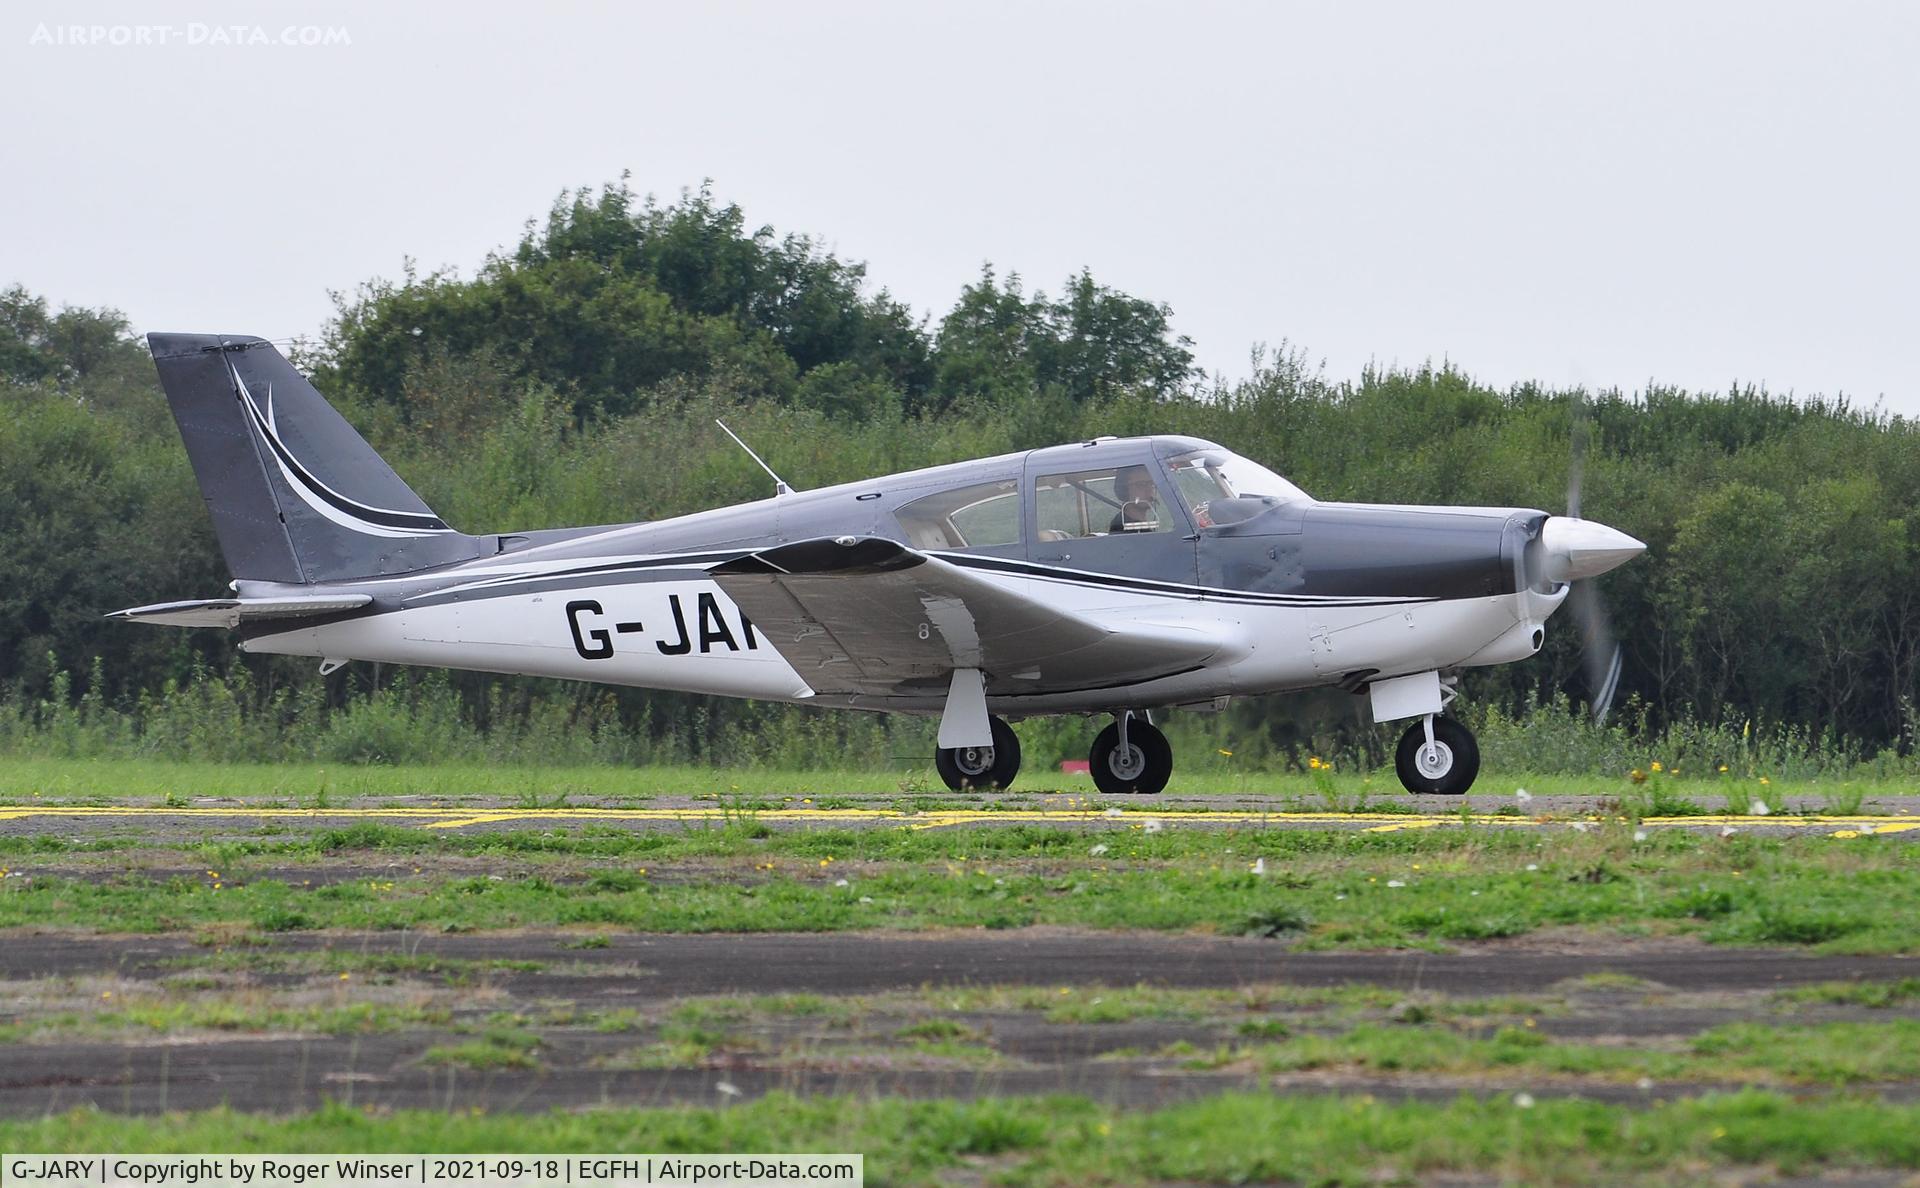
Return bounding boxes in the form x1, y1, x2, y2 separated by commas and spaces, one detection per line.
107, 594, 372, 629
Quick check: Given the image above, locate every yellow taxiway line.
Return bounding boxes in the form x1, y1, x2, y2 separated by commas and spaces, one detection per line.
0, 803, 1912, 836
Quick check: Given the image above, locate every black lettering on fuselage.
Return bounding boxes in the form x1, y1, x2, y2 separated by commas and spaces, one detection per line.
697, 592, 739, 652
650, 592, 760, 656
566, 600, 613, 659
656, 594, 694, 655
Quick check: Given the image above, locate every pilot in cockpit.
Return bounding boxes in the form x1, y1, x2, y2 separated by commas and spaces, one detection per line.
1109, 466, 1162, 533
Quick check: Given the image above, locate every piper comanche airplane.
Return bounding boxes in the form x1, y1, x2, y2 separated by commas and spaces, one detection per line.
114, 334, 1645, 796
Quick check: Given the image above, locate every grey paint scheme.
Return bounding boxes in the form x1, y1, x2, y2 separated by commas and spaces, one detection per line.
141, 335, 1553, 711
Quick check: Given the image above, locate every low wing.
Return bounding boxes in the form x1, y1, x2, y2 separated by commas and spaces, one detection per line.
711, 537, 1222, 696
107, 594, 372, 629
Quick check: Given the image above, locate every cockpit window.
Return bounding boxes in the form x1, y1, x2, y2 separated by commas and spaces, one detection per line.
894, 479, 1021, 549
1034, 466, 1174, 540
1164, 450, 1310, 528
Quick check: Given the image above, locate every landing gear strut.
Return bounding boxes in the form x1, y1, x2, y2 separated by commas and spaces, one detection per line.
935, 716, 1022, 790
1394, 714, 1480, 796
1090, 711, 1172, 795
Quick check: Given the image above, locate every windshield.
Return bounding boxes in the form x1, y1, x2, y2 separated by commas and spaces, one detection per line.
1164, 450, 1310, 527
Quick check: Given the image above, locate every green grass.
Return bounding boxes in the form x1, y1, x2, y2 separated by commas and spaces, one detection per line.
636, 982, 1550, 1029
420, 1028, 541, 1070
1, 823, 1914, 952
1567, 971, 1655, 991
0, 1001, 454, 1043
1191, 1019, 1920, 1086
599, 1040, 726, 1070
895, 1018, 980, 1041
0, 757, 919, 803
601, 1015, 762, 1069
6, 1092, 1920, 1184
0, 970, 1488, 1042
158, 950, 545, 980
901, 1037, 1004, 1065
1778, 978, 1920, 1009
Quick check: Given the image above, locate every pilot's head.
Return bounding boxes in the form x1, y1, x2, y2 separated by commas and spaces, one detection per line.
1117, 467, 1155, 503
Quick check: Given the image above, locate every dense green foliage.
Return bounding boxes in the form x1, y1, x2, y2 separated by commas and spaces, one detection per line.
320, 179, 1195, 424
3, 180, 1918, 771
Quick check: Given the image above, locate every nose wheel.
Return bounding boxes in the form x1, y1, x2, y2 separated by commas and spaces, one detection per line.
935, 716, 1022, 790
1090, 712, 1172, 795
1394, 715, 1480, 795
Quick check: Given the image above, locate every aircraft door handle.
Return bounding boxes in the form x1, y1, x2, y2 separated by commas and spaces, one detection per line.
1037, 552, 1071, 562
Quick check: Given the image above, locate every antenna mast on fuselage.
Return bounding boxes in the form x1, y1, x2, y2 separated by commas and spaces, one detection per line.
715, 420, 797, 498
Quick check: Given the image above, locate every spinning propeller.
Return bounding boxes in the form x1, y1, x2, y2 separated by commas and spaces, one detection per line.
1538, 392, 1641, 722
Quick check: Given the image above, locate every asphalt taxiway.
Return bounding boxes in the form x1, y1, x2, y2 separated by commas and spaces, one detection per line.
0, 799, 1916, 839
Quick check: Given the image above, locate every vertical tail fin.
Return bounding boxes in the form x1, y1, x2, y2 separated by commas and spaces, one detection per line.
148, 333, 487, 583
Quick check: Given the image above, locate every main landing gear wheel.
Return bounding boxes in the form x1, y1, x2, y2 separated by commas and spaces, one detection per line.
935, 716, 1022, 790
1394, 716, 1480, 796
1090, 714, 1173, 796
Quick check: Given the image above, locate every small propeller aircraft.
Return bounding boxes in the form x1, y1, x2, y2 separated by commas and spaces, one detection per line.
114, 334, 1645, 795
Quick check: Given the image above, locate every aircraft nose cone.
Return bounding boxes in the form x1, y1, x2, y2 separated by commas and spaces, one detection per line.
1541, 516, 1646, 582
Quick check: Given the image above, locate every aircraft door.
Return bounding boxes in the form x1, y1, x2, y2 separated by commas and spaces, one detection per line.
1024, 455, 1199, 594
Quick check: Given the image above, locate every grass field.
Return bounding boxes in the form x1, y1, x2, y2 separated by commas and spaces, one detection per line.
7, 1093, 1920, 1184
1, 815, 1915, 952
0, 758, 924, 803
1, 756, 1917, 1183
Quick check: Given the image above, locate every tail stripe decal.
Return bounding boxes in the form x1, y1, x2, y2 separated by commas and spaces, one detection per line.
230, 363, 454, 539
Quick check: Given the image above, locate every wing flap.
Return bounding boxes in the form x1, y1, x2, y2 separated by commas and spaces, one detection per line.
712, 537, 1222, 696
108, 595, 372, 629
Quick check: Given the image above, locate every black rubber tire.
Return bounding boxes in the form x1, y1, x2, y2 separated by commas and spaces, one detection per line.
1394, 717, 1480, 795
935, 717, 1022, 790
1089, 718, 1173, 795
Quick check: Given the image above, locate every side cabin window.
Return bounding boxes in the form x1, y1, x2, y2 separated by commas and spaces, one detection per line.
894, 479, 1021, 550
1034, 466, 1174, 541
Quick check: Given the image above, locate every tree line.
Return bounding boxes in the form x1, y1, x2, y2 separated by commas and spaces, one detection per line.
3, 178, 1917, 768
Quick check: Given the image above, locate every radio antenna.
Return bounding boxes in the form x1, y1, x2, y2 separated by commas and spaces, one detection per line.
715, 420, 796, 497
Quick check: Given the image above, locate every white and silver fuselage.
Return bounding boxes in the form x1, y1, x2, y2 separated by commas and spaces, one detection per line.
237, 547, 1572, 717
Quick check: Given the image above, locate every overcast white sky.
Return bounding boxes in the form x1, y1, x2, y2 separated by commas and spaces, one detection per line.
5, 1, 1916, 411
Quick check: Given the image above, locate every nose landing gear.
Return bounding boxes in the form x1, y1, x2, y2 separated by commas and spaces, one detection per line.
1394, 714, 1480, 796
1089, 710, 1172, 795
